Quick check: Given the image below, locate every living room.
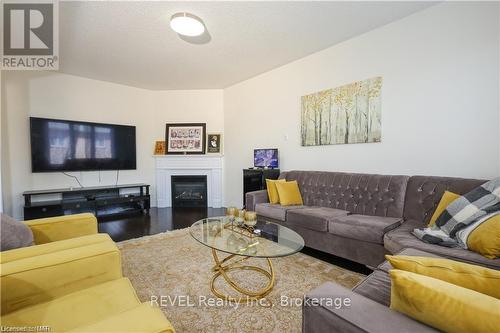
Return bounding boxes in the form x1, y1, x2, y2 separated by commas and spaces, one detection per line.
1, 1, 499, 332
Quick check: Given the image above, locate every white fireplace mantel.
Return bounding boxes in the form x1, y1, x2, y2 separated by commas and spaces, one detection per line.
155, 155, 223, 208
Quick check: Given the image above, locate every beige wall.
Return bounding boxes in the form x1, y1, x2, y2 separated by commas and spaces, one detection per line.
2, 2, 499, 215
0, 70, 3, 213
223, 2, 500, 207
2, 72, 223, 218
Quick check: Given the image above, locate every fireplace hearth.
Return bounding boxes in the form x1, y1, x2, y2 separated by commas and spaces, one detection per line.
171, 175, 208, 208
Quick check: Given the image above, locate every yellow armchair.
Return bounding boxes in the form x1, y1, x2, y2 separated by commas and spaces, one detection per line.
1, 213, 174, 332
1, 214, 120, 314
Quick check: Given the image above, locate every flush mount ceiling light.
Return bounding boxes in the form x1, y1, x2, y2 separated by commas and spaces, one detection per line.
170, 12, 205, 37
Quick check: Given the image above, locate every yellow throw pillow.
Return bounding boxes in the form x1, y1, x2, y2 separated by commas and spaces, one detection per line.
467, 214, 500, 259
386, 255, 500, 298
275, 181, 303, 206
428, 191, 460, 227
389, 269, 500, 333
265, 179, 286, 204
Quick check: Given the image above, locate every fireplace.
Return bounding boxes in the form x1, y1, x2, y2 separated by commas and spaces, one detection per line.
171, 175, 208, 208
155, 155, 223, 208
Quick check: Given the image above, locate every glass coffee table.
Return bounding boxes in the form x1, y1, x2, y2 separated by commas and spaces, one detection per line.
190, 216, 304, 303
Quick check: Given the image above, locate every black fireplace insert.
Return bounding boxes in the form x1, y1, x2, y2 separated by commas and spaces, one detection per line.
171, 175, 208, 208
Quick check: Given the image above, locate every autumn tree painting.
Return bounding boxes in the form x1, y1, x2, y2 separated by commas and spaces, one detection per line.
301, 77, 382, 146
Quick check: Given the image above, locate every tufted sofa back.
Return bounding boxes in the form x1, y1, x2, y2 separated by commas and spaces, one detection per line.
281, 171, 409, 218
403, 176, 486, 225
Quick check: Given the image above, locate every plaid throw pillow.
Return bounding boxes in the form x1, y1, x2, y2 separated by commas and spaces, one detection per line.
435, 178, 500, 237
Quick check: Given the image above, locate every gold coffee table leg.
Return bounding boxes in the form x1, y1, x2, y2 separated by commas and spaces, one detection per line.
210, 248, 275, 304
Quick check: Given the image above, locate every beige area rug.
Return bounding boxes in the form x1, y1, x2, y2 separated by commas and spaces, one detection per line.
118, 228, 365, 333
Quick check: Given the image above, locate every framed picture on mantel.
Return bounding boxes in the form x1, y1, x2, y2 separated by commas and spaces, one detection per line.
207, 133, 222, 153
165, 123, 206, 155
154, 141, 166, 155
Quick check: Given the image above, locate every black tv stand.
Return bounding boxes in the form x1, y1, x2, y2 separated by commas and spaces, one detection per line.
23, 183, 150, 221
243, 168, 280, 207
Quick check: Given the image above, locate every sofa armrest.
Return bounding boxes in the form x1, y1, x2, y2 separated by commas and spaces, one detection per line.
24, 213, 98, 244
1, 239, 122, 314
245, 190, 269, 211
303, 282, 437, 333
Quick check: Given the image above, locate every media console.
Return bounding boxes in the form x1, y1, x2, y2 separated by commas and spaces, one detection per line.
243, 168, 280, 207
23, 183, 150, 221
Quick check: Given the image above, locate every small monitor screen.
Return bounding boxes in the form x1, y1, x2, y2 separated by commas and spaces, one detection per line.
254, 149, 278, 168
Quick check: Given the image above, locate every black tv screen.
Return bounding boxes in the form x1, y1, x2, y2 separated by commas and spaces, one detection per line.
30, 117, 136, 172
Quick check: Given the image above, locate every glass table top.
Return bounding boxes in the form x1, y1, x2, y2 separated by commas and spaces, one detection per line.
190, 216, 305, 258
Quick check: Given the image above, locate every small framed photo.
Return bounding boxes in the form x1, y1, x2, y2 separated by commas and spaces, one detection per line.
154, 141, 166, 155
165, 123, 206, 155
207, 133, 222, 153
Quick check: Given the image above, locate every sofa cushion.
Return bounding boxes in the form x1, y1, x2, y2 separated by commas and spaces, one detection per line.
275, 180, 304, 206
304, 281, 437, 333
352, 270, 391, 306
328, 215, 402, 244
377, 248, 439, 273
463, 213, 500, 260
266, 179, 286, 204
283, 171, 409, 218
386, 255, 500, 299
0, 233, 112, 264
69, 303, 174, 333
384, 220, 500, 270
403, 176, 486, 225
1, 214, 33, 251
389, 270, 500, 333
287, 207, 349, 232
1, 278, 140, 331
428, 191, 460, 227
1, 240, 122, 315
355, 248, 442, 308
255, 203, 305, 221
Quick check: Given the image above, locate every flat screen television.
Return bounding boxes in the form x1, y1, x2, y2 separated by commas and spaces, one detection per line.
254, 148, 278, 168
30, 117, 136, 172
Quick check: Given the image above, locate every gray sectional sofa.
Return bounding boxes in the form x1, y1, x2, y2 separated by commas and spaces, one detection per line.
303, 248, 441, 333
246, 170, 499, 269
247, 170, 499, 332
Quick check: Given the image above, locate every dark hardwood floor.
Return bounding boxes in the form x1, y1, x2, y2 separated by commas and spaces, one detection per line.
98, 207, 372, 275
98, 207, 225, 242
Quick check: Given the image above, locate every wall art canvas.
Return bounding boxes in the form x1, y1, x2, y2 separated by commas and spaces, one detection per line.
165, 123, 206, 154
301, 77, 382, 146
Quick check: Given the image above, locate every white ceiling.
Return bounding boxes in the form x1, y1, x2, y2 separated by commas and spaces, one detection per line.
59, 1, 436, 90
